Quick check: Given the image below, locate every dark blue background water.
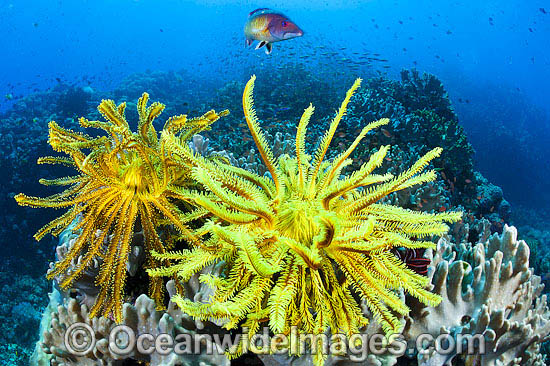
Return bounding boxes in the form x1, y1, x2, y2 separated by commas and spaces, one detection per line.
2, 0, 549, 208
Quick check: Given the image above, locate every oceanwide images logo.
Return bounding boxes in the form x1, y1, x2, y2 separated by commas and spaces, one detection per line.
64, 323, 485, 360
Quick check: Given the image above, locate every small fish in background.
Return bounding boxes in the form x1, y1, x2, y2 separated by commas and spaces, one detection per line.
244, 8, 303, 54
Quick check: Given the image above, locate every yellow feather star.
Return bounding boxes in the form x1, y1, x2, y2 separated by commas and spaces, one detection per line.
149, 76, 462, 365
15, 93, 228, 322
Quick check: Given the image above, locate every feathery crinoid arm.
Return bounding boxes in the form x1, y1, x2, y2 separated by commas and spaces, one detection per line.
178, 109, 230, 142
47, 121, 99, 163
243, 75, 281, 194
80, 99, 132, 145
344, 147, 444, 214
296, 103, 314, 189
192, 191, 259, 224
175, 275, 272, 325
161, 109, 227, 143
331, 251, 406, 335
37, 155, 76, 167
150, 196, 202, 246
97, 98, 129, 131
137, 92, 165, 146
192, 167, 274, 225
147, 77, 464, 366
16, 92, 232, 324
163, 108, 228, 137
148, 247, 225, 282
320, 118, 389, 191
14, 175, 94, 240
322, 145, 391, 209
155, 227, 272, 328
308, 78, 361, 196
163, 114, 187, 134
366, 203, 463, 238
368, 251, 441, 306
268, 259, 299, 333
200, 159, 272, 202
233, 231, 282, 277
216, 162, 276, 199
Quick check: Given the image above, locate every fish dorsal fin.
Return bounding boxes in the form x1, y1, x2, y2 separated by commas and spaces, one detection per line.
249, 8, 271, 17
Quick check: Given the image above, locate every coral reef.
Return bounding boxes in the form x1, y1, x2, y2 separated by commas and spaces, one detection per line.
344, 70, 475, 201
30, 223, 550, 366
29, 220, 231, 365
403, 225, 550, 365
473, 172, 512, 222
0, 68, 488, 265
57, 85, 93, 119
513, 206, 550, 295
0, 264, 49, 365
32, 272, 229, 365
3, 68, 549, 365
205, 69, 479, 219
112, 70, 218, 123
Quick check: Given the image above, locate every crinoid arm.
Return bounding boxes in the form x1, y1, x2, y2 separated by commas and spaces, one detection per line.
16, 93, 229, 322
150, 76, 463, 366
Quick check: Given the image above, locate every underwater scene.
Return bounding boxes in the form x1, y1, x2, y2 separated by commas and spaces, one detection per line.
1, 0, 550, 365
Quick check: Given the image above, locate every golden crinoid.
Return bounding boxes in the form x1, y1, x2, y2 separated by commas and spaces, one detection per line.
149, 76, 462, 364
15, 93, 228, 322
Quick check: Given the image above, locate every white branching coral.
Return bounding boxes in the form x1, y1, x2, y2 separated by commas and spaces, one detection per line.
404, 225, 550, 366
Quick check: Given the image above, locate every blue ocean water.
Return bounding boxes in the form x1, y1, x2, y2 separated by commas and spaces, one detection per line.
2, 0, 549, 206
1, 0, 549, 364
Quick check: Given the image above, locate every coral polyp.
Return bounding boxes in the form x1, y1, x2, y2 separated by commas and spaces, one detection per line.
15, 93, 228, 322
150, 76, 462, 364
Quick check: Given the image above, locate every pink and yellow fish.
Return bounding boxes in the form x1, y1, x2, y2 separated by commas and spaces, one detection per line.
244, 8, 303, 54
